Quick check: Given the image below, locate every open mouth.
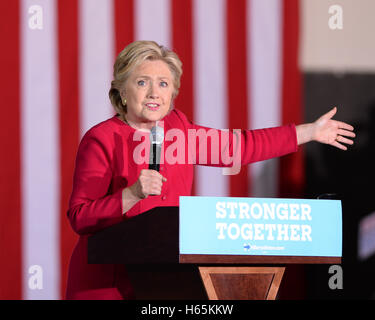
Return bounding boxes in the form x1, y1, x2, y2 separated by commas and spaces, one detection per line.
145, 103, 160, 111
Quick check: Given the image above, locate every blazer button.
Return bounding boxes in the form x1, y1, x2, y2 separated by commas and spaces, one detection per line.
162, 195, 167, 200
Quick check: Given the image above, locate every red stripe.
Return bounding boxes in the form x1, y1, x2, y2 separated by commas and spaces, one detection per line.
171, 0, 196, 195
0, 0, 22, 299
58, 0, 80, 299
279, 0, 305, 197
226, 0, 249, 197
114, 0, 134, 58
171, 0, 194, 123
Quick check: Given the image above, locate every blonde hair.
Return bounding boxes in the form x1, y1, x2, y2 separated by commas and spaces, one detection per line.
109, 40, 183, 115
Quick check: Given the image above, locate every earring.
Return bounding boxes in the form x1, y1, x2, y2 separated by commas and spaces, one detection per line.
122, 98, 127, 106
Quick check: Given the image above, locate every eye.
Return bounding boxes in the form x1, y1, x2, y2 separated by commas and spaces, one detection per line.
160, 81, 168, 87
137, 80, 146, 86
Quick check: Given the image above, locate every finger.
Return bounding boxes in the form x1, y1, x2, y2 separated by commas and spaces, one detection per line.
337, 121, 354, 131
144, 186, 160, 196
331, 140, 347, 151
149, 177, 164, 191
322, 107, 337, 120
150, 170, 167, 181
145, 169, 159, 176
151, 188, 162, 195
140, 169, 153, 178
148, 169, 162, 177
336, 135, 354, 145
149, 183, 162, 195
337, 129, 356, 138
151, 179, 163, 188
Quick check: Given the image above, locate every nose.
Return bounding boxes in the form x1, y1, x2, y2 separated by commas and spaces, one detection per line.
147, 81, 159, 99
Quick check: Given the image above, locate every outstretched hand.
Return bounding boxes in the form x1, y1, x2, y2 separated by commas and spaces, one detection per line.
296, 107, 355, 150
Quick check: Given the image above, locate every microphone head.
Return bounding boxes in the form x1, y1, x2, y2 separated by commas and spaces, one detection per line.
150, 126, 164, 144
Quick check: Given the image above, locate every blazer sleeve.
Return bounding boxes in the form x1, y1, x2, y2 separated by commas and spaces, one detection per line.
173, 109, 298, 167
237, 124, 298, 164
67, 128, 124, 236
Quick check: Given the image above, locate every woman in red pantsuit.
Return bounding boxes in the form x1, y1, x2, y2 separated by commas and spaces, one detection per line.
65, 41, 355, 300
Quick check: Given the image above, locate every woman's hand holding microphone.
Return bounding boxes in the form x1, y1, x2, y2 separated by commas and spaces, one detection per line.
122, 169, 167, 214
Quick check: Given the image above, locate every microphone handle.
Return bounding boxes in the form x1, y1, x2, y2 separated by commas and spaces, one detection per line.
149, 143, 160, 172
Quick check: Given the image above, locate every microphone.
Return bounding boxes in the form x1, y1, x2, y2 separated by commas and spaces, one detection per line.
149, 126, 164, 172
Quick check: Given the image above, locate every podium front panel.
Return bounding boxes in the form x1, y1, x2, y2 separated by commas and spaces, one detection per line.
179, 196, 342, 263
88, 206, 179, 264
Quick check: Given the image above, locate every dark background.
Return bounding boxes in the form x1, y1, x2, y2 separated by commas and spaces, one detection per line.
300, 72, 375, 299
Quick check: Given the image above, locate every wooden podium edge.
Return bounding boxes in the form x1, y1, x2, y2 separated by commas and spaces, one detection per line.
180, 254, 341, 264
267, 267, 285, 300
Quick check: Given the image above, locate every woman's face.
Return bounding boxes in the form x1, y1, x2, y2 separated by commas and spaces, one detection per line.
121, 59, 175, 130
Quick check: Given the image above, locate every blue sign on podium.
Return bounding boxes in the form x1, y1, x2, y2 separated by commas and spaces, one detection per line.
179, 196, 342, 258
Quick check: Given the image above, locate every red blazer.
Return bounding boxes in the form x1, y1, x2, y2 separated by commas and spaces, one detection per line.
65, 108, 298, 299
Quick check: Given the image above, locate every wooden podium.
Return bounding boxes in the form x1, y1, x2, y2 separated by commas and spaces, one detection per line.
88, 206, 340, 300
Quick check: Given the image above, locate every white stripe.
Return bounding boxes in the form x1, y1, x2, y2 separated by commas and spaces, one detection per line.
135, 0, 171, 48
193, 0, 228, 197
21, 0, 59, 299
80, 0, 114, 136
248, 0, 282, 197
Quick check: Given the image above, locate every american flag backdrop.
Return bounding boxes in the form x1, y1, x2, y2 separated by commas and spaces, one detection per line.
0, 0, 303, 300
